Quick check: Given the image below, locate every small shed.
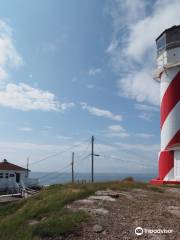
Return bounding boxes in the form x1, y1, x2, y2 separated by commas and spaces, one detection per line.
0, 159, 38, 192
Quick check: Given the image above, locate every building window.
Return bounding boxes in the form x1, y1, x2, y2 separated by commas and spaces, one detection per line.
5, 173, 9, 178
0, 173, 3, 178
9, 174, 15, 177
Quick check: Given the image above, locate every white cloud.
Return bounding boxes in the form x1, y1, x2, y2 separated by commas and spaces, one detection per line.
81, 102, 122, 121
18, 127, 32, 132
0, 20, 22, 81
138, 112, 152, 121
119, 70, 159, 105
115, 141, 159, 152
88, 68, 101, 76
107, 124, 130, 138
107, 125, 153, 139
126, 0, 180, 61
0, 83, 75, 111
106, 38, 118, 53
108, 132, 130, 139
0, 140, 117, 171
57, 135, 73, 141
60, 102, 75, 111
86, 84, 95, 89
108, 124, 125, 132
0, 138, 158, 172
40, 33, 68, 55
0, 20, 74, 112
107, 0, 180, 106
135, 103, 159, 121
135, 103, 159, 112
135, 133, 154, 139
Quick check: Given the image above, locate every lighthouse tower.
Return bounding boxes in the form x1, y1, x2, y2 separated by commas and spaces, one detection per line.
151, 25, 180, 185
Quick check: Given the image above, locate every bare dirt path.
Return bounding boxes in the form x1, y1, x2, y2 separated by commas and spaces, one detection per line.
67, 187, 180, 240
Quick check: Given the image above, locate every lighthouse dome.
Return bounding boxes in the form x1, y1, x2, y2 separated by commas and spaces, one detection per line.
156, 25, 180, 71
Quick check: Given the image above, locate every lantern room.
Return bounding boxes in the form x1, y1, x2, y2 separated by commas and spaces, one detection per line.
156, 25, 180, 69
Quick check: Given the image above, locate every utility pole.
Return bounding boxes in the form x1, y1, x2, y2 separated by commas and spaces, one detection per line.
71, 152, 74, 183
91, 136, 94, 183
27, 157, 29, 177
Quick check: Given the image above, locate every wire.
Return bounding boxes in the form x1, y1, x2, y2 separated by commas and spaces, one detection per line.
41, 167, 72, 184
39, 153, 90, 183
74, 154, 90, 181
76, 140, 91, 159
38, 163, 71, 180
95, 137, 152, 162
32, 138, 91, 184
30, 138, 90, 166
37, 140, 91, 180
100, 154, 155, 169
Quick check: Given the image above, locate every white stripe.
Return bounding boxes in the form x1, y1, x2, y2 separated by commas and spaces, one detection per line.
164, 167, 174, 181
160, 67, 180, 103
161, 101, 180, 150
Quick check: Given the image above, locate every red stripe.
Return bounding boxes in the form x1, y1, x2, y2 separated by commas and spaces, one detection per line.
161, 71, 180, 128
158, 151, 174, 180
166, 129, 180, 149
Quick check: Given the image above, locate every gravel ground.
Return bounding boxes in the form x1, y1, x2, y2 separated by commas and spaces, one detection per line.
66, 187, 180, 240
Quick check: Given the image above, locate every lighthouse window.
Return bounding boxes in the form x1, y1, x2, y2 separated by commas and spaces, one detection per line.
0, 173, 3, 178
157, 34, 166, 52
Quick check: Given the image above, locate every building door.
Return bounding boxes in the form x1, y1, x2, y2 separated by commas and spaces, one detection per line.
16, 173, 20, 183
174, 150, 180, 179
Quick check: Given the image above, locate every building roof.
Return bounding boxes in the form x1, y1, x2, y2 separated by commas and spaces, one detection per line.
0, 159, 28, 171
156, 25, 180, 41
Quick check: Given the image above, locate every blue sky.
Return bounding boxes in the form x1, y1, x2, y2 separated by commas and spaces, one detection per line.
0, 0, 179, 173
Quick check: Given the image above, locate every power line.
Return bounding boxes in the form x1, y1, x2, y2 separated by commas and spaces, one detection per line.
39, 165, 72, 184
30, 138, 90, 166
38, 163, 71, 180
100, 154, 155, 169
95, 137, 154, 162
48, 153, 89, 183
34, 138, 91, 183
75, 154, 91, 179
40, 153, 90, 183
73, 153, 90, 182
76, 140, 91, 159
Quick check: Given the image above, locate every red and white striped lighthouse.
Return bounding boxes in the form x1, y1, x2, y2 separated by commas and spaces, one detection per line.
151, 26, 180, 185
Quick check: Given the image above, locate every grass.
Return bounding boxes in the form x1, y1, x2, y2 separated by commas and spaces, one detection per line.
32, 210, 86, 238
0, 179, 163, 240
0, 201, 23, 216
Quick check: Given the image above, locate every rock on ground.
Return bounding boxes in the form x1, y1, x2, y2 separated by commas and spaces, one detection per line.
67, 187, 180, 240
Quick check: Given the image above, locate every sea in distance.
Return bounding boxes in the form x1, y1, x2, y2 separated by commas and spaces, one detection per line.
30, 172, 157, 186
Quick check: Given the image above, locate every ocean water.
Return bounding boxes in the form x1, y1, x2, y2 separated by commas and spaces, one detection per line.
29, 172, 157, 186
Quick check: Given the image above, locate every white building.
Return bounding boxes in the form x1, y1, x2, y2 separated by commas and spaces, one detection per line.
0, 159, 39, 192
